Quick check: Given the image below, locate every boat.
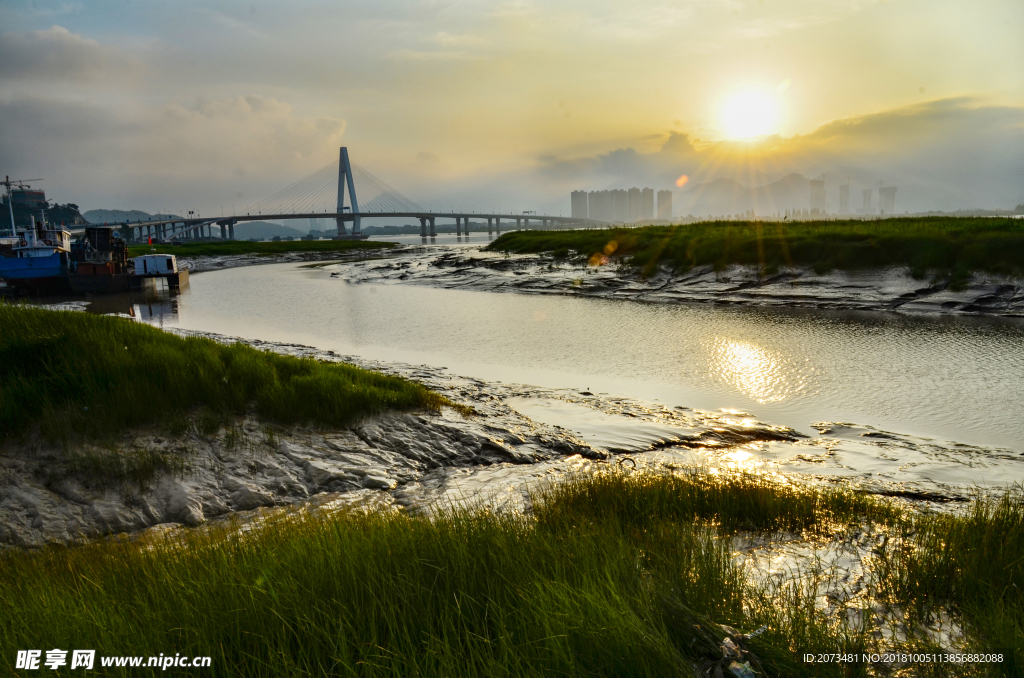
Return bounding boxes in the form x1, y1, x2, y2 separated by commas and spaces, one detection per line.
68, 227, 132, 293
68, 228, 189, 293
0, 214, 73, 294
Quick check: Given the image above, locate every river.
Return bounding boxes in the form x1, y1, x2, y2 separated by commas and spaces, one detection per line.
133, 251, 1024, 456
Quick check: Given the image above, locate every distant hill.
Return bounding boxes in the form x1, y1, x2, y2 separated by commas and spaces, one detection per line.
82, 209, 180, 224
675, 173, 812, 217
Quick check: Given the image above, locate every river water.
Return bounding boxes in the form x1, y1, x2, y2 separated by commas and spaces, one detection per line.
134, 251, 1024, 456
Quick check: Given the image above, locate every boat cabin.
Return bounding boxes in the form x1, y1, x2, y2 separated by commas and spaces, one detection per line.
13, 215, 71, 257
132, 254, 178, 275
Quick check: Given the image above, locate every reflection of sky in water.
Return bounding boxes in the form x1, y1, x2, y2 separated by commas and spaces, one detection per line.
706, 339, 808, 404
130, 260, 1024, 450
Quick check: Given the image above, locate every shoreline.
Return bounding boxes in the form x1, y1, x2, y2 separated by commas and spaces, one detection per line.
10, 240, 1023, 316
4, 327, 1016, 548
341, 245, 1024, 317
177, 242, 1024, 317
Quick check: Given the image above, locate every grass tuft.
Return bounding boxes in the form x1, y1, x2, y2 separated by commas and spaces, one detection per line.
0, 304, 471, 444
532, 468, 902, 534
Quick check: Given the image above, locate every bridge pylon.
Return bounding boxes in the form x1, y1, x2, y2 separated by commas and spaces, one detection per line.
336, 147, 360, 237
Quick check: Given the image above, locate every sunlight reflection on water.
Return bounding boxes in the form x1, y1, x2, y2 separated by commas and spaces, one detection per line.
706, 339, 807, 404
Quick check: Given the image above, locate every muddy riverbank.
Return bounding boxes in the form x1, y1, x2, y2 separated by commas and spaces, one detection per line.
175, 245, 397, 273
335, 245, 1024, 316
4, 330, 1017, 547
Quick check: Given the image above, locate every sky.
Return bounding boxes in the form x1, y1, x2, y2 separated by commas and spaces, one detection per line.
1, 0, 1023, 216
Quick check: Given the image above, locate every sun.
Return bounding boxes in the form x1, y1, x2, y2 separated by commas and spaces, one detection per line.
719, 88, 781, 139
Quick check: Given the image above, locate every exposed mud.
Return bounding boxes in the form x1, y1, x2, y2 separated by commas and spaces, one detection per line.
176, 245, 397, 274
3, 329, 1016, 548
330, 245, 1024, 316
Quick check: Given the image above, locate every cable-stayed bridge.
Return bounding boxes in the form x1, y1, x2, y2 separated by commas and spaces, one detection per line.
94, 147, 604, 242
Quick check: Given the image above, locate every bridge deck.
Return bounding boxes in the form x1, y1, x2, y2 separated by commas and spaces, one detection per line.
77, 211, 607, 232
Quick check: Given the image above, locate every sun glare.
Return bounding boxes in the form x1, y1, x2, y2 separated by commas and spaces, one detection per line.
719, 89, 780, 139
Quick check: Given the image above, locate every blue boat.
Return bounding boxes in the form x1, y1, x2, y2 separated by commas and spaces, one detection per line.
0, 215, 73, 294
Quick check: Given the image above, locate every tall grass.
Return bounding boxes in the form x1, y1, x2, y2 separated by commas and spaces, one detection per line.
126, 239, 394, 258
0, 471, 888, 678
876, 489, 1024, 672
487, 218, 1024, 283
0, 304, 466, 444
1, 469, 1019, 676
533, 468, 902, 534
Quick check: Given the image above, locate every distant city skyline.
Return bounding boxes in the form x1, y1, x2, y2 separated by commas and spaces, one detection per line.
572, 174, 907, 221
0, 1, 1021, 216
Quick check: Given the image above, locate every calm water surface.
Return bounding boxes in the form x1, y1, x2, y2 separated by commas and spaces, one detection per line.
142, 259, 1024, 451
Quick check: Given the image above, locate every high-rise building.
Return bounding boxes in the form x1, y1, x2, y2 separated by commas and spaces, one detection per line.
627, 188, 642, 222
879, 186, 897, 214
839, 184, 850, 214
589, 191, 614, 222
657, 190, 672, 220
862, 189, 873, 213
641, 188, 654, 220
582, 187, 662, 222
587, 191, 600, 221
613, 190, 629, 222
810, 178, 826, 213
571, 190, 589, 218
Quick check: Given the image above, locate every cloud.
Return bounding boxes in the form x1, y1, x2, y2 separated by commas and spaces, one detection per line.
0, 25, 144, 83
388, 49, 479, 61
469, 98, 1024, 214
0, 94, 346, 211
203, 9, 265, 38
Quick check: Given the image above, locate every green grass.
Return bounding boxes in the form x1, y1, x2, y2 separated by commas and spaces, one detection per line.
876, 489, 1024, 675
126, 239, 395, 258
487, 218, 1024, 285
1, 469, 1019, 676
533, 468, 902, 534
0, 304, 468, 444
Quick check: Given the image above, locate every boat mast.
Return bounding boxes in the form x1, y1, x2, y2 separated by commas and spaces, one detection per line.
3, 177, 14, 237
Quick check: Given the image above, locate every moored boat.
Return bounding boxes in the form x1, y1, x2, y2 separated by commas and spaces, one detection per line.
0, 215, 73, 294
68, 227, 132, 293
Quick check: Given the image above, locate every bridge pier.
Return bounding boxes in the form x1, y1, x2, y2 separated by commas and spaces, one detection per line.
487, 217, 493, 236
429, 216, 436, 238
517, 217, 522, 230
455, 217, 461, 236
495, 218, 501, 235
229, 223, 235, 240
419, 217, 427, 238
464, 219, 470, 236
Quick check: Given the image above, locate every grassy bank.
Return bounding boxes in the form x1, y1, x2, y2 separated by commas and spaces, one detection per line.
1, 470, 1020, 676
487, 218, 1024, 284
126, 239, 394, 258
0, 304, 465, 444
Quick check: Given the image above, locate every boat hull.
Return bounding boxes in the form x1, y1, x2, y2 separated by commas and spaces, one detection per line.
68, 273, 132, 294
0, 253, 72, 294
